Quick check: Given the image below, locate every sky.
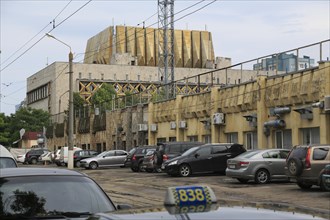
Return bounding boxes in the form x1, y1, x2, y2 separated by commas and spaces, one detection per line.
0, 0, 329, 116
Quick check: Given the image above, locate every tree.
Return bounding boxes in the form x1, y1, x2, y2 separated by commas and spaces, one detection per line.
6, 107, 51, 147
90, 83, 117, 110
0, 113, 10, 146
73, 92, 86, 112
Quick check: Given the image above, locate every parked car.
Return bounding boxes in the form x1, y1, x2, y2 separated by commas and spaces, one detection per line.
16, 154, 26, 163
141, 149, 157, 173
53, 149, 61, 166
154, 141, 203, 171
226, 149, 290, 184
73, 149, 99, 167
0, 145, 17, 168
80, 150, 128, 169
38, 151, 53, 164
285, 144, 330, 190
59, 146, 82, 166
0, 168, 129, 219
125, 146, 156, 172
24, 148, 50, 164
162, 143, 246, 177
320, 164, 330, 191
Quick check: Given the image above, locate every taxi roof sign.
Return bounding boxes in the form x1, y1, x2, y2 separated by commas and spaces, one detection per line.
164, 185, 217, 206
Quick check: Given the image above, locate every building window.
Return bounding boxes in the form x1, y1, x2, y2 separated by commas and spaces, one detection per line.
79, 72, 82, 79
227, 133, 238, 143
157, 138, 166, 143
301, 127, 320, 145
169, 137, 176, 142
246, 131, 257, 150
188, 136, 198, 142
275, 130, 292, 149
203, 135, 211, 143
101, 73, 104, 80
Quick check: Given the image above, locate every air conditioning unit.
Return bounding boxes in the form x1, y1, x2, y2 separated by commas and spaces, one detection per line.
213, 113, 225, 125
150, 124, 157, 132
179, 121, 187, 129
170, 121, 176, 130
137, 124, 148, 132
325, 96, 330, 112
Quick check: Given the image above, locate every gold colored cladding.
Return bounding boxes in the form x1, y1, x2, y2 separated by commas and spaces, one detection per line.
79, 80, 209, 104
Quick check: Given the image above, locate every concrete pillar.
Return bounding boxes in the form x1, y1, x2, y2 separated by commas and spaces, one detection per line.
256, 75, 268, 149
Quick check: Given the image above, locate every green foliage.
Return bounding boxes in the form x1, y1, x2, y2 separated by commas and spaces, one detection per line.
90, 83, 117, 110
73, 92, 85, 111
1, 107, 51, 147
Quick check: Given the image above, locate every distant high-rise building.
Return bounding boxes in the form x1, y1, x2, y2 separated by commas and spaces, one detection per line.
253, 53, 314, 73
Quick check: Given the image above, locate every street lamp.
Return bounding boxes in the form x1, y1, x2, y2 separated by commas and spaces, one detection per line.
46, 33, 74, 169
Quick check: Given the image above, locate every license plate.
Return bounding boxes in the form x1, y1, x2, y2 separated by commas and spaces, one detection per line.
228, 164, 235, 169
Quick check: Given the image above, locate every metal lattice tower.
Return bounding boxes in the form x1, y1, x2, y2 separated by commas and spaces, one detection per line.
158, 0, 175, 99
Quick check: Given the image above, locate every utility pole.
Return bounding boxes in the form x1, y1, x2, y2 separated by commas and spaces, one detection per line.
46, 33, 74, 169
158, 0, 175, 99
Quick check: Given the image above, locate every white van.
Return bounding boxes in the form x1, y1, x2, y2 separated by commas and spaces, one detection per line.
59, 146, 82, 166
0, 145, 18, 168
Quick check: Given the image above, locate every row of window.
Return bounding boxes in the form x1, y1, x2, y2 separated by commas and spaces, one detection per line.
27, 84, 49, 104
157, 127, 320, 150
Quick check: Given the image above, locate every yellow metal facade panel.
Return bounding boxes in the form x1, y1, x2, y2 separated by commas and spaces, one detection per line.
126, 26, 136, 56
116, 26, 126, 54
200, 31, 210, 68
174, 30, 183, 67
145, 28, 155, 66
136, 27, 145, 66
273, 77, 282, 106
192, 31, 201, 68
182, 30, 192, 68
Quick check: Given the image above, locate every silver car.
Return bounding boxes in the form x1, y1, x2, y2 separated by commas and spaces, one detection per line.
226, 149, 290, 184
80, 150, 128, 169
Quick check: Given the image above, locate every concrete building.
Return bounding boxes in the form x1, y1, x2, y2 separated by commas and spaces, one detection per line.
253, 53, 315, 73
44, 61, 330, 152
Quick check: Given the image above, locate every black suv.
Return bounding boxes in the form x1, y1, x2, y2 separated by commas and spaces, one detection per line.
73, 150, 98, 167
24, 148, 50, 164
125, 146, 156, 172
154, 141, 203, 171
285, 144, 330, 190
162, 143, 246, 177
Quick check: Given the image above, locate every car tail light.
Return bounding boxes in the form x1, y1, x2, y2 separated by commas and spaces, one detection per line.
239, 161, 249, 167
73, 155, 77, 158
305, 148, 311, 169
163, 154, 169, 161
132, 155, 136, 161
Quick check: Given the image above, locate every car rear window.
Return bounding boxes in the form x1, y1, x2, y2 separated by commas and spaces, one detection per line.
0, 176, 115, 218
212, 145, 228, 154
313, 148, 329, 160
167, 145, 181, 154
289, 147, 307, 159
0, 158, 17, 168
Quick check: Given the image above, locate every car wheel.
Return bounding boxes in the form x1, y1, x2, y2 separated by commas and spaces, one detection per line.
31, 158, 37, 165
255, 169, 270, 184
179, 164, 191, 177
89, 161, 98, 170
75, 161, 81, 168
131, 166, 139, 172
288, 158, 303, 176
146, 168, 153, 173
297, 181, 313, 189
154, 167, 162, 173
237, 178, 249, 184
320, 179, 330, 192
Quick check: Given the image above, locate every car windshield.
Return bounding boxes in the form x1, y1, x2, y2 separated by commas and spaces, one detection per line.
181, 146, 199, 157
235, 150, 261, 159
0, 175, 115, 218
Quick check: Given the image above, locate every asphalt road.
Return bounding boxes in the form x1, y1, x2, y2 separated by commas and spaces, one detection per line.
19, 163, 330, 218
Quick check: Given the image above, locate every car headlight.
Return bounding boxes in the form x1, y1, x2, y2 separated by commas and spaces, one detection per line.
169, 160, 178, 166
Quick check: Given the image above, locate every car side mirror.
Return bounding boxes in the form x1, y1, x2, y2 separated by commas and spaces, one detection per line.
195, 153, 199, 158
116, 204, 132, 210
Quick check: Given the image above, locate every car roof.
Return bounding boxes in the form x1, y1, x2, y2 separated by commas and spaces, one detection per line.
0, 145, 14, 158
0, 167, 86, 178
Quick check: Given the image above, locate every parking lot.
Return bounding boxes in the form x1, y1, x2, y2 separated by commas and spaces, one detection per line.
20, 163, 330, 217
